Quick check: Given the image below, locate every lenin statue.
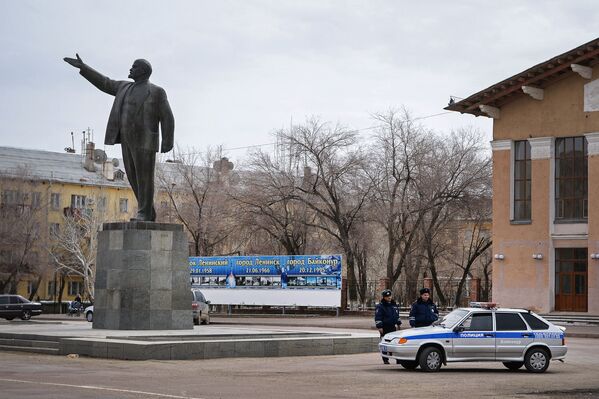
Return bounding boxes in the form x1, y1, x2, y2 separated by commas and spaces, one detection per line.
64, 54, 174, 221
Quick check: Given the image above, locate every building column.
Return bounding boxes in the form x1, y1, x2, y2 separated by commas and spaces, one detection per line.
585, 132, 599, 314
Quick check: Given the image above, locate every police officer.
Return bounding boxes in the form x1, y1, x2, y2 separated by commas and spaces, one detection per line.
375, 289, 401, 364
409, 288, 439, 328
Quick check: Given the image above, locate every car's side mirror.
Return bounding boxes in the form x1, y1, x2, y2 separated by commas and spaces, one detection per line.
206, 300, 211, 305
454, 326, 465, 333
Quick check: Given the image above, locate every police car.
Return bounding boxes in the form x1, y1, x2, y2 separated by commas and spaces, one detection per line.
379, 302, 567, 372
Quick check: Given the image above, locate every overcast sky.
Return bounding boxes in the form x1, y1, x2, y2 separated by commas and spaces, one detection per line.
1, 1, 597, 161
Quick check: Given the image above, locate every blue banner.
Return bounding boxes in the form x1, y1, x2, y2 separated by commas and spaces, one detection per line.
189, 255, 342, 289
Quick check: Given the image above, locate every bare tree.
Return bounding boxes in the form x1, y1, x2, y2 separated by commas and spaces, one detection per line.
280, 118, 373, 303
0, 169, 48, 295
448, 199, 492, 307
48, 206, 101, 302
232, 147, 317, 255
157, 147, 239, 256
368, 110, 433, 297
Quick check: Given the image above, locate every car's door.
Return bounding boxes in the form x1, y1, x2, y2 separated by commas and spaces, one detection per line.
494, 312, 534, 360
0, 296, 9, 318
10, 295, 24, 316
452, 312, 495, 359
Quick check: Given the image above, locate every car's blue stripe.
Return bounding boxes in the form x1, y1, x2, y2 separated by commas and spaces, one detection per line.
402, 332, 564, 340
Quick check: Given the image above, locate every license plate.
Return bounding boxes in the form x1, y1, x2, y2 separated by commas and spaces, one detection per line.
381, 345, 388, 352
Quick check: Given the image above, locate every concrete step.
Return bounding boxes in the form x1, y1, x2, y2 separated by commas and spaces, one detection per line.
0, 338, 60, 349
0, 344, 59, 355
542, 315, 599, 325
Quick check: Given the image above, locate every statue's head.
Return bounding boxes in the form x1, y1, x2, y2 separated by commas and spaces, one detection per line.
129, 59, 152, 81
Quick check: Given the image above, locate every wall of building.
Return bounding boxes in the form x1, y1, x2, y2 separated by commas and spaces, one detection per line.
491, 64, 599, 313
494, 65, 599, 140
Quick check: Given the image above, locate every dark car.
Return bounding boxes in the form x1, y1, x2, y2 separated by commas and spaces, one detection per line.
0, 294, 43, 320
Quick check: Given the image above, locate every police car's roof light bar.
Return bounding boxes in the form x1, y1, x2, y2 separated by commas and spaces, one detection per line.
469, 302, 497, 309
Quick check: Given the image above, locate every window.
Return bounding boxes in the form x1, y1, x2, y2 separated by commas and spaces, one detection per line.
555, 137, 587, 220
495, 313, 528, 331
0, 296, 8, 305
520, 313, 549, 330
68, 281, 83, 296
97, 196, 107, 211
119, 198, 128, 213
50, 223, 60, 236
47, 281, 56, 297
27, 281, 33, 295
71, 194, 87, 209
50, 193, 61, 210
1, 190, 22, 205
514, 140, 531, 220
461, 313, 493, 331
31, 192, 41, 208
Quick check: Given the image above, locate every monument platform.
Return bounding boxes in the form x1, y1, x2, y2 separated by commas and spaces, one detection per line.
94, 221, 192, 330
0, 319, 379, 360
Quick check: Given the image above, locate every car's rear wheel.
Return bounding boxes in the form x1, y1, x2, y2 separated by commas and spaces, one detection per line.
86, 312, 93, 322
418, 347, 443, 372
193, 317, 200, 326
503, 361, 524, 370
21, 310, 32, 320
201, 315, 210, 325
399, 360, 418, 370
524, 347, 550, 373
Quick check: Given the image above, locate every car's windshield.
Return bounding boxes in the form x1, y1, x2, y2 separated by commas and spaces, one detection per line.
436, 309, 469, 328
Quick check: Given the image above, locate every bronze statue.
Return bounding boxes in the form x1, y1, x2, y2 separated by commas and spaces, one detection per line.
64, 54, 174, 221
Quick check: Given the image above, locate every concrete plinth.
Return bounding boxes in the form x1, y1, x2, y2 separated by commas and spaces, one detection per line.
94, 222, 192, 330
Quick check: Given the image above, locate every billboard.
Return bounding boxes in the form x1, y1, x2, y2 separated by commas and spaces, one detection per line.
189, 255, 342, 307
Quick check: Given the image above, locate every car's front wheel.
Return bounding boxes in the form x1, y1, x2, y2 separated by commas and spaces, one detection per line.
399, 360, 418, 370
503, 361, 524, 370
524, 347, 550, 373
86, 312, 93, 322
21, 310, 32, 320
419, 347, 443, 372
5, 316, 15, 321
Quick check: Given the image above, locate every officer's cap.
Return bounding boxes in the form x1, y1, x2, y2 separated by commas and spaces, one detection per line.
381, 289, 392, 297
419, 288, 431, 295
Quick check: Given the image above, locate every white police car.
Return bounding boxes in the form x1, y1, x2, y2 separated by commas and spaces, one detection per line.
379, 302, 567, 372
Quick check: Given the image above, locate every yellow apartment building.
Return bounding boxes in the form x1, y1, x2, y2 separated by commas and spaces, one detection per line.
447, 38, 599, 313
0, 144, 135, 301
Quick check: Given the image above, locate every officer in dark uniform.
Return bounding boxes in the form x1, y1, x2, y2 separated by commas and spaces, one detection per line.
409, 288, 439, 328
375, 289, 401, 364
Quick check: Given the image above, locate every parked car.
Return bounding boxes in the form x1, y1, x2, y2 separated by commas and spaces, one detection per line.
84, 289, 211, 325
379, 302, 567, 373
84, 305, 94, 322
192, 288, 210, 325
0, 294, 43, 321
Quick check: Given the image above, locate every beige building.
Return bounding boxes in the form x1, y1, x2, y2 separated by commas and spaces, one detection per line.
447, 38, 599, 314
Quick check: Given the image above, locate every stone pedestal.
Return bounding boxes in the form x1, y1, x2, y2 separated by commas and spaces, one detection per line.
93, 222, 192, 330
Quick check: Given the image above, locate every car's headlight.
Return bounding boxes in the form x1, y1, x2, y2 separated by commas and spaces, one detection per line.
394, 337, 408, 345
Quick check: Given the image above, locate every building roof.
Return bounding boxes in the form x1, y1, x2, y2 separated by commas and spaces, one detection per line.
445, 37, 599, 117
0, 146, 130, 188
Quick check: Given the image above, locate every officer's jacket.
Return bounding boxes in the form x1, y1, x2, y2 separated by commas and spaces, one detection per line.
375, 300, 401, 329
409, 298, 439, 327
